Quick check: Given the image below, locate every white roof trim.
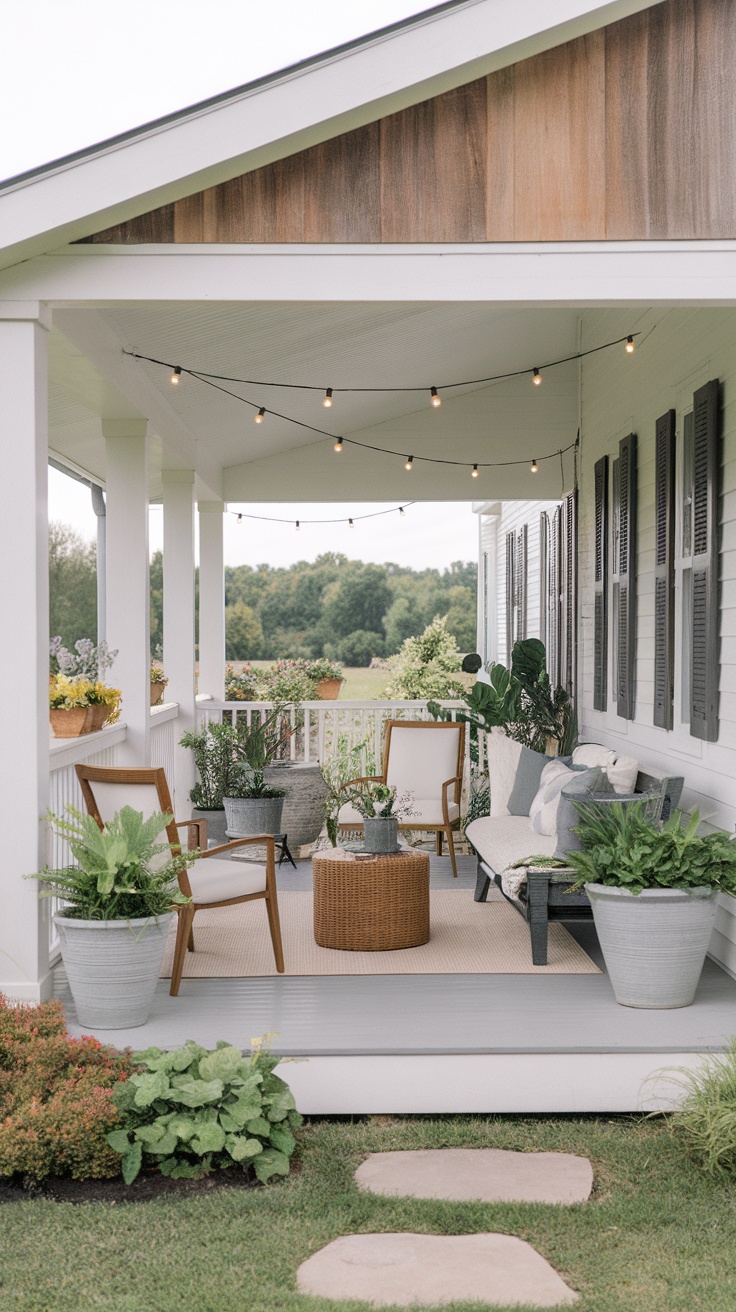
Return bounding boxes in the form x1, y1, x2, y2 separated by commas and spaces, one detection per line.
0, 0, 664, 270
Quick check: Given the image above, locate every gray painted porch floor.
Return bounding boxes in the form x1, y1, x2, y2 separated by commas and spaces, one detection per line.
55, 853, 736, 1056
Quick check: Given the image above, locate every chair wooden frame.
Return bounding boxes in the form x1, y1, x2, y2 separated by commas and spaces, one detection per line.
74, 763, 284, 995
337, 719, 466, 878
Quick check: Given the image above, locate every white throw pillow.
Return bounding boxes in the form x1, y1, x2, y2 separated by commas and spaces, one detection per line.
528, 762, 581, 836
572, 744, 617, 770
606, 753, 639, 795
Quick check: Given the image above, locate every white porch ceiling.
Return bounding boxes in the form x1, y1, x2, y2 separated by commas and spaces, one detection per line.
49, 302, 581, 502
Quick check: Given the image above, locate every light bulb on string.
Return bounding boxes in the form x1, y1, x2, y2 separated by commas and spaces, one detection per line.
626, 336, 635, 354
471, 464, 479, 478
323, 388, 333, 408
349, 518, 354, 528
237, 513, 243, 523
254, 407, 265, 424
333, 437, 343, 453
399, 506, 405, 516
430, 386, 441, 408
170, 366, 182, 385
295, 520, 300, 532
404, 455, 414, 471
533, 368, 542, 386
531, 458, 538, 473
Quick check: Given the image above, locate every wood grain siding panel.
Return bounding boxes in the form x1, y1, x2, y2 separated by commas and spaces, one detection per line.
379, 81, 487, 242
485, 67, 515, 240
512, 32, 606, 241
80, 0, 736, 245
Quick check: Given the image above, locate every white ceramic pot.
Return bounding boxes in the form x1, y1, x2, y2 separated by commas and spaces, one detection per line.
53, 912, 174, 1029
584, 883, 719, 1008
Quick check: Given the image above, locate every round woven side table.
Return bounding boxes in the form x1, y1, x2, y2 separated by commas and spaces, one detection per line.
312, 848, 430, 951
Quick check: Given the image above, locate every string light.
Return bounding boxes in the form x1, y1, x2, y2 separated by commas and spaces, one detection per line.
533, 368, 542, 386
349, 518, 354, 528
404, 455, 414, 471
170, 366, 182, 385
399, 506, 405, 516
254, 407, 265, 424
323, 388, 333, 408
333, 437, 344, 453
237, 513, 243, 522
295, 520, 300, 531
626, 336, 635, 354
430, 386, 441, 408
531, 458, 538, 473
230, 503, 413, 527
471, 464, 479, 478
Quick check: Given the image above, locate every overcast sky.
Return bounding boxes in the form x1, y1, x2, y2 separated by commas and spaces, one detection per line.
17, 0, 479, 570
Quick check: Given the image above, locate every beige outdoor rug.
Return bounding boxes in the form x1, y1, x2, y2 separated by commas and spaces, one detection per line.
160, 892, 600, 978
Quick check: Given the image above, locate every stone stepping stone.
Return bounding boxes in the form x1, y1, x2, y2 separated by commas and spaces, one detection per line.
355, 1149, 593, 1205
297, 1233, 579, 1307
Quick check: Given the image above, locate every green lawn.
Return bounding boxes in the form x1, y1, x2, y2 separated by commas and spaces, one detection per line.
2, 1114, 735, 1312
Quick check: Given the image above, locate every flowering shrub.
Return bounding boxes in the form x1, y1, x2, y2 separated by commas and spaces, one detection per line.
384, 616, 465, 700
50, 637, 117, 680
225, 664, 262, 701
0, 996, 133, 1181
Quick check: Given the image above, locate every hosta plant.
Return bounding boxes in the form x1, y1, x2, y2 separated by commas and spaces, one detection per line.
107, 1038, 302, 1184
567, 801, 736, 895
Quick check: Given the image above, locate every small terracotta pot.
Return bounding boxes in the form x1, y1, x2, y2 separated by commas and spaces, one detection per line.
316, 677, 343, 701
150, 681, 166, 705
49, 707, 93, 738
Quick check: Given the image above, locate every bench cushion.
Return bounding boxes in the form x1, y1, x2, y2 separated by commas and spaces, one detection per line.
466, 815, 556, 875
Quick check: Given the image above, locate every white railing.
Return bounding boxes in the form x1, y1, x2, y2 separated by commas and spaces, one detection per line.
196, 698, 470, 784
150, 701, 179, 780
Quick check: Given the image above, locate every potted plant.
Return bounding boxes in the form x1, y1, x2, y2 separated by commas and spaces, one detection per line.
49, 638, 121, 736
179, 721, 239, 848
30, 806, 192, 1028
150, 661, 168, 705
310, 658, 344, 701
223, 708, 289, 838
49, 674, 95, 737
566, 801, 736, 1008
346, 782, 415, 854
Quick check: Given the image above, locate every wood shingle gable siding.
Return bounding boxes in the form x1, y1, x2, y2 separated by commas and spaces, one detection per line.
81, 0, 736, 246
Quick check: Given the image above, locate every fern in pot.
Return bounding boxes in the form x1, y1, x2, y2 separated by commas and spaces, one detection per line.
567, 800, 736, 1009
30, 807, 193, 1029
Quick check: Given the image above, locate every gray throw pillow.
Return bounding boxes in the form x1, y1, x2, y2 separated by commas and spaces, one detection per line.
506, 744, 556, 815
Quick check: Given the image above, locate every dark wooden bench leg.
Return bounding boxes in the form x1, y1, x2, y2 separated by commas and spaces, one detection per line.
474, 862, 491, 902
527, 873, 550, 965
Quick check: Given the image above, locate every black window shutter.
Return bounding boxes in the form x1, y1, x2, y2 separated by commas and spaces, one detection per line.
516, 524, 528, 640
616, 433, 637, 720
505, 531, 515, 657
690, 379, 721, 741
653, 411, 676, 729
593, 457, 608, 710
548, 508, 561, 685
539, 513, 548, 648
562, 492, 577, 697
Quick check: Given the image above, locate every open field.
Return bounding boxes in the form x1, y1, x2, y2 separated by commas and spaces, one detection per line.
1, 1114, 735, 1312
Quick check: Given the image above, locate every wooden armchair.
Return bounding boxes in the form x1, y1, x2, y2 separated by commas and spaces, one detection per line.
75, 764, 284, 995
337, 719, 466, 877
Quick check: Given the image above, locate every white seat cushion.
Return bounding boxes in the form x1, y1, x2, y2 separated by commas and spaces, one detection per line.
465, 815, 556, 875
188, 857, 267, 904
338, 799, 459, 827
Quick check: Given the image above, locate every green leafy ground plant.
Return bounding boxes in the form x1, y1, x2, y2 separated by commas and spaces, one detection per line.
107, 1038, 302, 1185
668, 1039, 736, 1177
566, 801, 736, 894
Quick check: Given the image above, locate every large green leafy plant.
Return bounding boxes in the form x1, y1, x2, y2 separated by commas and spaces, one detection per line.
107, 1039, 302, 1184
31, 806, 192, 920
566, 801, 736, 895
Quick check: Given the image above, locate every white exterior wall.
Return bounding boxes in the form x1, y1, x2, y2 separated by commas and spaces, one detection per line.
577, 307, 736, 975
495, 500, 562, 667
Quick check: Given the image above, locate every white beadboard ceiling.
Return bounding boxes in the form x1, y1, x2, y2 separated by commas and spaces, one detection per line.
49, 301, 582, 501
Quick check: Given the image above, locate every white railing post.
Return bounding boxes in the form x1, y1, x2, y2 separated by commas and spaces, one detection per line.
0, 306, 51, 1000
163, 470, 196, 815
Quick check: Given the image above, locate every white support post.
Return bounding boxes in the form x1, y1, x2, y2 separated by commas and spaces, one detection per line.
198, 501, 225, 702
103, 420, 151, 766
0, 304, 51, 1000
163, 470, 196, 815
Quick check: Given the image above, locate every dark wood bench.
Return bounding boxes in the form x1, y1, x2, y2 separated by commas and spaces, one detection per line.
471, 769, 684, 965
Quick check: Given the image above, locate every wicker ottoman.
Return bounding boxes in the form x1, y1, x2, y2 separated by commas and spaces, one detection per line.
312, 848, 430, 951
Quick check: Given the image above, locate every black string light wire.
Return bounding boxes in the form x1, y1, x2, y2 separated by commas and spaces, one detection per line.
229, 502, 416, 528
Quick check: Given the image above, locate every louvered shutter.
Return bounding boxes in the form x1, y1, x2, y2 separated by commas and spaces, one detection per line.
690, 379, 721, 741
516, 524, 528, 640
505, 531, 515, 658
539, 513, 548, 648
616, 433, 637, 720
593, 457, 608, 711
548, 508, 561, 686
653, 410, 676, 729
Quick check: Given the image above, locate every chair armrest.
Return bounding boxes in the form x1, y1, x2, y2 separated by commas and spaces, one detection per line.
441, 776, 462, 825
339, 775, 384, 792
175, 818, 206, 851
201, 834, 276, 859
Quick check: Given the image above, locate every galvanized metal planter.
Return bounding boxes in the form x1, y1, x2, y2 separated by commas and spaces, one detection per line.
53, 912, 174, 1029
192, 807, 228, 849
363, 816, 400, 854
585, 883, 719, 1008
224, 794, 285, 839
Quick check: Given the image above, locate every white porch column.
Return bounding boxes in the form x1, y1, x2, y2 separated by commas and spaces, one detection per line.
103, 420, 151, 766
0, 304, 51, 999
198, 501, 226, 701
163, 470, 196, 814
